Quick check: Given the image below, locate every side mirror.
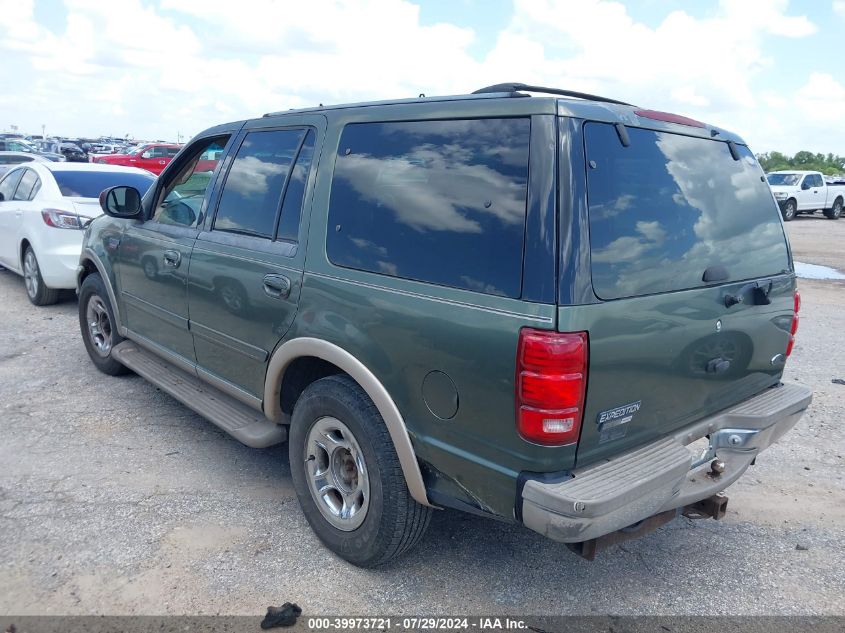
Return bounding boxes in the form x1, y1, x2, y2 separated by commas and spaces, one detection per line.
99, 186, 142, 218
0, 192, 4, 202
140, 151, 152, 159
801, 180, 811, 190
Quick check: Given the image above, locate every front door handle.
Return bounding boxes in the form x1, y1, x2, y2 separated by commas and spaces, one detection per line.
162, 249, 181, 268
263, 274, 291, 299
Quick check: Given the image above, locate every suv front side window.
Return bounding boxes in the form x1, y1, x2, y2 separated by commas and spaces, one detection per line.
152, 136, 230, 227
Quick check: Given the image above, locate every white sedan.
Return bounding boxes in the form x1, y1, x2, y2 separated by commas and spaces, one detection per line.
0, 162, 155, 305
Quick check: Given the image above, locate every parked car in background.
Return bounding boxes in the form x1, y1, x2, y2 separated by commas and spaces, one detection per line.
0, 151, 52, 167
92, 143, 182, 175
0, 151, 52, 179
0, 163, 155, 305
76, 84, 809, 567
89, 143, 122, 155
58, 142, 89, 163
767, 170, 845, 220
0, 139, 65, 162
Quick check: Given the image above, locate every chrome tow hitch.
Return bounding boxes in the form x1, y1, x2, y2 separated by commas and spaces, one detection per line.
690, 428, 760, 469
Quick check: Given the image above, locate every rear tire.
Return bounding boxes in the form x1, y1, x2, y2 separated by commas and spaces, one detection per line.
781, 199, 797, 221
289, 374, 431, 567
22, 246, 60, 306
824, 197, 842, 220
79, 272, 130, 376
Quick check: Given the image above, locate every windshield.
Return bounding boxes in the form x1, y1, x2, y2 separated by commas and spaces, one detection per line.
584, 123, 790, 300
767, 173, 801, 186
53, 171, 155, 198
122, 145, 144, 155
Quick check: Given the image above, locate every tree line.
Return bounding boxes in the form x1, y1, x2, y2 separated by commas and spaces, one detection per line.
757, 151, 845, 175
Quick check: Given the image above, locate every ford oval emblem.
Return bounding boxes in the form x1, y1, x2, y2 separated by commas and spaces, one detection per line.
715, 319, 722, 333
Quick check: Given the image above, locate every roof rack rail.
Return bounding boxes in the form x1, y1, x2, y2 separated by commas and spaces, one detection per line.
472, 83, 632, 106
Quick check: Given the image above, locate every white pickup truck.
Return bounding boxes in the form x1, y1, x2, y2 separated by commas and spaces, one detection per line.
767, 170, 845, 221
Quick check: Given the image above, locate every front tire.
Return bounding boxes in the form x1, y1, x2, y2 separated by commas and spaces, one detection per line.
289, 375, 431, 567
78, 272, 129, 376
824, 197, 842, 220
781, 199, 797, 221
22, 246, 60, 306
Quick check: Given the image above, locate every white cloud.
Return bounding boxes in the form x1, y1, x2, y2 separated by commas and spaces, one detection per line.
794, 72, 845, 123
0, 0, 837, 156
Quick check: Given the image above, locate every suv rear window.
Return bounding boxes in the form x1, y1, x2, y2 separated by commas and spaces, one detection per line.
584, 123, 790, 300
326, 118, 530, 298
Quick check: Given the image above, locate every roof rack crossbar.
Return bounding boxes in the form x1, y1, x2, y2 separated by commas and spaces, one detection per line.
472, 83, 632, 106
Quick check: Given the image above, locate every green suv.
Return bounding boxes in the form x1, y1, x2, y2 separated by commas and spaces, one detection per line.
77, 83, 811, 566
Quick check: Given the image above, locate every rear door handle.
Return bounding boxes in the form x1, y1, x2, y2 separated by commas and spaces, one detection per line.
163, 250, 181, 267
263, 274, 291, 299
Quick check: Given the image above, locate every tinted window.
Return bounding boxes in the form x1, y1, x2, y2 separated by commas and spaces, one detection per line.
0, 169, 24, 201
766, 173, 800, 186
326, 118, 530, 298
153, 135, 230, 227
585, 123, 790, 300
214, 129, 305, 238
13, 169, 39, 201
53, 171, 156, 198
276, 129, 316, 242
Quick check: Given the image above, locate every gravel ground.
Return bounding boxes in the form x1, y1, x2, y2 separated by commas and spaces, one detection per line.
0, 215, 844, 616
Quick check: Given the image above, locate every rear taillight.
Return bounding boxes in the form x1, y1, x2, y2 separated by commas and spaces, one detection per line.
516, 328, 588, 446
41, 209, 86, 230
786, 290, 801, 357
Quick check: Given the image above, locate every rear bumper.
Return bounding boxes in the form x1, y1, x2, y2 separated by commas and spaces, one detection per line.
521, 382, 812, 543
36, 236, 85, 289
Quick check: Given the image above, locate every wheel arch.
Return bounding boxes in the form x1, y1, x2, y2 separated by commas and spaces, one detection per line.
19, 237, 32, 269
265, 337, 434, 508
78, 249, 126, 336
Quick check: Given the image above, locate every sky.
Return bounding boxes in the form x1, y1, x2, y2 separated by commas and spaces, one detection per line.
0, 0, 843, 155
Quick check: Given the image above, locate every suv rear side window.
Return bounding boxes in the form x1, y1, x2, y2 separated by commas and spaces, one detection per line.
584, 123, 790, 300
326, 118, 530, 298
213, 129, 305, 238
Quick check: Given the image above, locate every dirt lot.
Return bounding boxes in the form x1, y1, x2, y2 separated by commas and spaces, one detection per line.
1, 215, 844, 616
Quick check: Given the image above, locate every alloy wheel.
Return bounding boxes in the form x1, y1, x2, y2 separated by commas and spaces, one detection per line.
23, 250, 38, 299
304, 416, 370, 531
86, 295, 113, 357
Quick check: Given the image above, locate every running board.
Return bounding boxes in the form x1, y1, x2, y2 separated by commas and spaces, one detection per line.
111, 341, 287, 448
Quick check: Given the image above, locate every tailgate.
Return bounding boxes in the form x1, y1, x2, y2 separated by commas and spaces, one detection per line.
570, 120, 794, 467
560, 277, 795, 466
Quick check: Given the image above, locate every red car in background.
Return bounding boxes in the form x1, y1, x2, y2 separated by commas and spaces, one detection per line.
92, 143, 182, 175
